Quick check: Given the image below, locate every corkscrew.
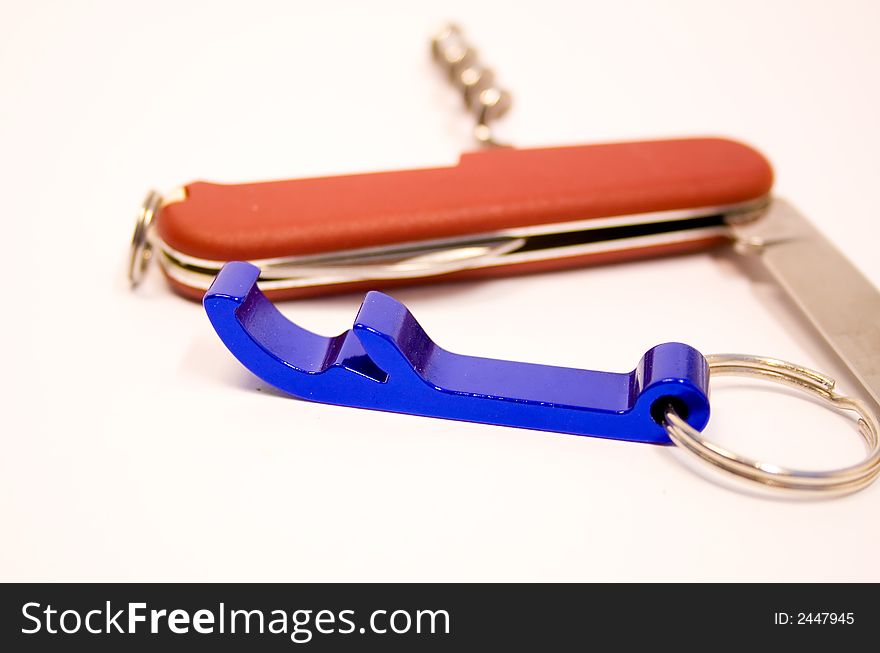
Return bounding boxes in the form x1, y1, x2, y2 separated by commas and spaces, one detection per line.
430, 23, 512, 147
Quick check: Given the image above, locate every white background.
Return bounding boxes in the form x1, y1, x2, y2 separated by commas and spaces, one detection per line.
1, 0, 879, 581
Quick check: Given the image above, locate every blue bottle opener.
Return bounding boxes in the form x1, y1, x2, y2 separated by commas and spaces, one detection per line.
204, 262, 710, 443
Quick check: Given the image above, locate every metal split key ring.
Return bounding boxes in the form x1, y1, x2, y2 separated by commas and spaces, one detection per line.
663, 354, 880, 494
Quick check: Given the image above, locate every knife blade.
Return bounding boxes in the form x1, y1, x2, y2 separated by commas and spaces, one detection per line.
731, 199, 880, 408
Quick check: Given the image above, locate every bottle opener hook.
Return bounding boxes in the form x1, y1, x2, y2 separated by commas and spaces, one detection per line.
204, 262, 711, 443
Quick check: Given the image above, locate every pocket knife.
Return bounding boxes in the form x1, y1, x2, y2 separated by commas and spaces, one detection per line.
131, 137, 773, 300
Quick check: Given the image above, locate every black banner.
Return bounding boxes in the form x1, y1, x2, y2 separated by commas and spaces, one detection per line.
0, 583, 874, 650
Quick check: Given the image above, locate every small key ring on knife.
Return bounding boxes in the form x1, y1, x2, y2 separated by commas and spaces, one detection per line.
663, 354, 880, 494
128, 190, 162, 288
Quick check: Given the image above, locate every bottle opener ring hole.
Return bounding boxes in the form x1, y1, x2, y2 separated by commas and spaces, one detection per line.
661, 354, 880, 494
651, 396, 689, 426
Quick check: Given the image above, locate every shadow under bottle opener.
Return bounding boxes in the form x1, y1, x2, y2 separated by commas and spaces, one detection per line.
134, 25, 880, 494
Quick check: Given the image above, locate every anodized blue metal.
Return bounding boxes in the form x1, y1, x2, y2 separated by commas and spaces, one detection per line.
204, 262, 710, 443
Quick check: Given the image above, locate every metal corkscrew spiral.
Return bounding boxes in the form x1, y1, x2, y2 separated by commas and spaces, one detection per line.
431, 24, 512, 147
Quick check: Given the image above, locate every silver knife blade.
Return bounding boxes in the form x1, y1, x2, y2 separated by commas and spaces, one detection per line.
730, 198, 880, 408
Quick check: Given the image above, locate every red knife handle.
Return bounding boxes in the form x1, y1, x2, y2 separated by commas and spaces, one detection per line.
156, 137, 773, 299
